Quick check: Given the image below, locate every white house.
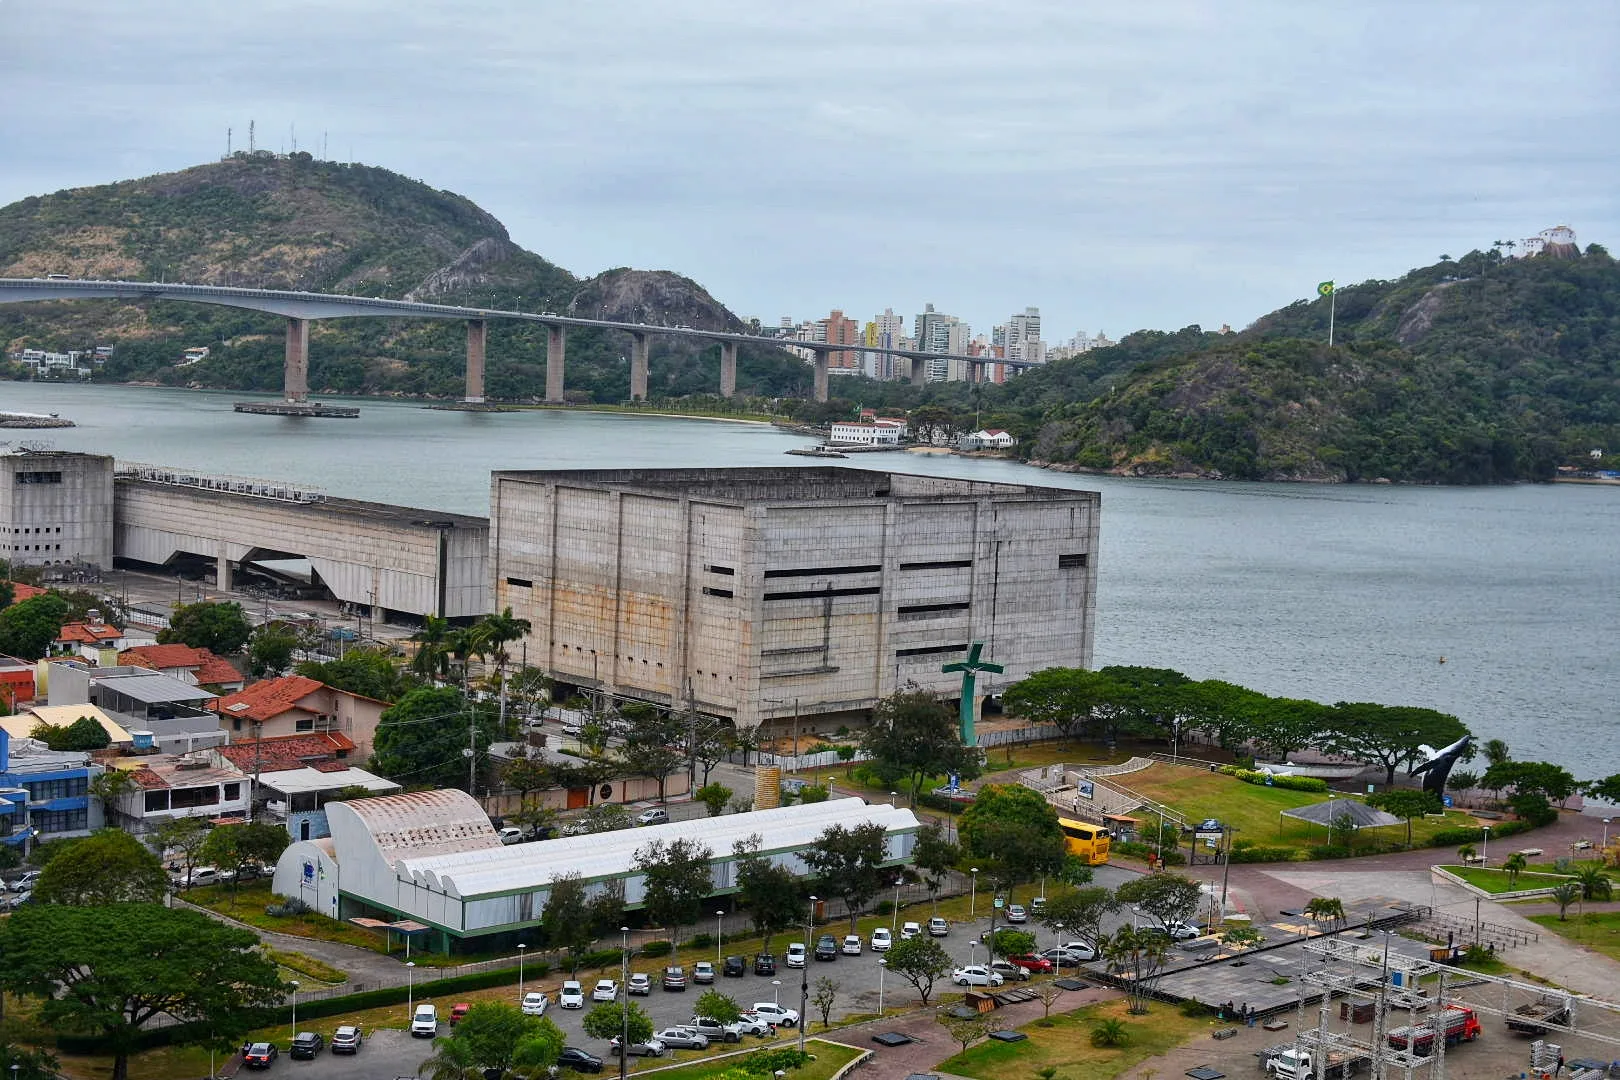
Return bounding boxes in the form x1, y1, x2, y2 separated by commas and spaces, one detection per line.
827, 422, 902, 446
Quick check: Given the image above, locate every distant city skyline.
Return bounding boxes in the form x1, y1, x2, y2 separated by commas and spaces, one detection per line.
0, 2, 1613, 339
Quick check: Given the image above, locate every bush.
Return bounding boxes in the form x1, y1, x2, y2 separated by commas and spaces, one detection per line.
690, 933, 714, 949
1179, 999, 1212, 1017
1229, 845, 1299, 863
736, 1047, 813, 1074
265, 898, 311, 917
640, 940, 673, 957
874, 900, 894, 916
1428, 819, 1535, 848
1218, 765, 1329, 793
579, 948, 622, 970
1307, 845, 1355, 860
1114, 840, 1184, 865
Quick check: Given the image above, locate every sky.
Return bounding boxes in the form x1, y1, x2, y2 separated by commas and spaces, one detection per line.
1, 1, 1616, 341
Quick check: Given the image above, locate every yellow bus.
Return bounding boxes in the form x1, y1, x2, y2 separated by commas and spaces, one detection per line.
1057, 817, 1111, 865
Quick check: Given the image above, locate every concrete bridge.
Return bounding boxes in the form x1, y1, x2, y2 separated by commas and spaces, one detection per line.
0, 277, 1041, 406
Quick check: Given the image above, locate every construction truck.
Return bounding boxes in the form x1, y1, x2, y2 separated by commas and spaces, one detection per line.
1507, 995, 1572, 1036
1387, 1004, 1482, 1056
1263, 1046, 1372, 1078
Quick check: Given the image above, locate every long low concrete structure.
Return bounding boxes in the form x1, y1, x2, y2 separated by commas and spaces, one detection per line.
114, 476, 488, 619
272, 790, 919, 950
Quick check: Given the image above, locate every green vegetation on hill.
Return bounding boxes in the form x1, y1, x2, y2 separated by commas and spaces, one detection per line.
0, 155, 811, 400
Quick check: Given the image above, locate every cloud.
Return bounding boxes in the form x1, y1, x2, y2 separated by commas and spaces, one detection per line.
0, 0, 1614, 338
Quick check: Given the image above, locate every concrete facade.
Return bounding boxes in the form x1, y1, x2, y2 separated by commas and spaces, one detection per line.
489, 467, 1099, 732
0, 449, 114, 569
113, 477, 488, 619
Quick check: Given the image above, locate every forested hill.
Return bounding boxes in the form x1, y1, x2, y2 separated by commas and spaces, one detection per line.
1022, 245, 1620, 483
0, 154, 810, 399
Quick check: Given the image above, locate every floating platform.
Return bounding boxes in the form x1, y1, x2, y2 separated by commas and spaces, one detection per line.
427, 402, 517, 413
0, 412, 75, 428
785, 446, 848, 458
234, 401, 360, 418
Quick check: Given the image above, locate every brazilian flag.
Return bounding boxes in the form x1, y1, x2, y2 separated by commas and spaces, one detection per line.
1317, 281, 1335, 297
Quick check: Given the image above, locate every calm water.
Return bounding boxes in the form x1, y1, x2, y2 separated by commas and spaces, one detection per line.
5, 382, 1616, 778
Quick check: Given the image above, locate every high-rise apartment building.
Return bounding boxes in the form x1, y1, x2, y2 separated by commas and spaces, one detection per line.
816, 310, 862, 375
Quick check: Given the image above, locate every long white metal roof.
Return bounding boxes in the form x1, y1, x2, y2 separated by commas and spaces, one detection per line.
393, 798, 919, 900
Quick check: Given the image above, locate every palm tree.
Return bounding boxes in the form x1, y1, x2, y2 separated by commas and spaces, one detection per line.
1552, 882, 1581, 921
1091, 1017, 1131, 1047
471, 607, 533, 736
1575, 863, 1612, 900
1483, 739, 1511, 768
1502, 852, 1528, 889
1456, 843, 1476, 864
409, 615, 454, 682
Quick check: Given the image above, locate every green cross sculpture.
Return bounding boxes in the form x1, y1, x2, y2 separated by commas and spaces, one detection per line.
942, 642, 1003, 746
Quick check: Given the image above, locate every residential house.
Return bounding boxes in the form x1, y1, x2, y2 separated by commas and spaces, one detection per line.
0, 727, 103, 853
53, 617, 138, 666
958, 428, 1017, 450
118, 644, 245, 692
0, 654, 36, 710
208, 676, 389, 759
827, 422, 902, 446
47, 664, 223, 754
212, 732, 396, 841
100, 752, 251, 835
0, 703, 133, 750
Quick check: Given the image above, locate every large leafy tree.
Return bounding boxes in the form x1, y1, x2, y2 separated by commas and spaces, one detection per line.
153, 816, 212, 887
802, 821, 889, 931
1001, 667, 1119, 740
540, 872, 595, 973
582, 1001, 653, 1044
633, 837, 714, 948
157, 600, 252, 654
619, 708, 687, 802
1366, 789, 1442, 845
883, 935, 952, 1004
1096, 665, 1192, 743
34, 829, 168, 906
369, 686, 500, 792
859, 688, 982, 805
0, 903, 286, 1080
30, 714, 111, 751
957, 783, 1067, 898
419, 1002, 564, 1080
732, 835, 803, 952
0, 592, 69, 660
1036, 885, 1120, 946
1116, 873, 1204, 930
245, 622, 300, 678
296, 647, 413, 703
910, 821, 959, 912
197, 822, 289, 896
1324, 702, 1470, 786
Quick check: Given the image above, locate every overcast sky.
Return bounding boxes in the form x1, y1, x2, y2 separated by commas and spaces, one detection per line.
1, 1, 1615, 340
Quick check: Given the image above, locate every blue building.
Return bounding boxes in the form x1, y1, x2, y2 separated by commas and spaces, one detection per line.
0, 728, 101, 854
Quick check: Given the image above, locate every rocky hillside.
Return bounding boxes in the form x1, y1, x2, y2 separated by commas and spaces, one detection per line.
1022, 245, 1620, 483
0, 154, 806, 399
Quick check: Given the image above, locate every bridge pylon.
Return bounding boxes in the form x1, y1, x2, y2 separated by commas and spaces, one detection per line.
464, 319, 486, 404
284, 317, 310, 402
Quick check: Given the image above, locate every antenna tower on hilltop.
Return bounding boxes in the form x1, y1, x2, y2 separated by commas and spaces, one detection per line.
249, 120, 255, 153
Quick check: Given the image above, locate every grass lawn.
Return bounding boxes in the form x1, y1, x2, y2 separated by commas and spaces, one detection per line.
1121, 763, 1480, 855
1440, 866, 1572, 893
1530, 911, 1620, 964
638, 1039, 862, 1079
937, 997, 1207, 1080
181, 880, 389, 952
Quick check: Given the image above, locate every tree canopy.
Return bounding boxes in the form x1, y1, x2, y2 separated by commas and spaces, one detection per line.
958, 783, 1067, 896
733, 835, 803, 952
0, 592, 69, 660
633, 837, 714, 945
1115, 873, 1204, 930
883, 935, 951, 1004
369, 686, 500, 791
157, 600, 252, 654
859, 688, 982, 805
34, 829, 168, 906
802, 821, 889, 931
296, 647, 413, 702
0, 903, 285, 1080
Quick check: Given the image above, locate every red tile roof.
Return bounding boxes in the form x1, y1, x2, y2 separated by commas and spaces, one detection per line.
119, 644, 241, 685
207, 675, 326, 723
214, 731, 357, 773
57, 621, 124, 645
3, 582, 46, 605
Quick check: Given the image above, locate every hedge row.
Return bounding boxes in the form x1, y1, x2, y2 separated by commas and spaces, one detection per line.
1219, 765, 1330, 793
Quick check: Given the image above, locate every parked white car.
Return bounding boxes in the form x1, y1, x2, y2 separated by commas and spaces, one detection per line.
952, 965, 1005, 987
559, 981, 585, 1008
521, 991, 548, 1016
900, 921, 922, 940
870, 927, 892, 951
498, 826, 525, 845
1005, 904, 1028, 923
592, 979, 619, 1002
785, 942, 807, 968
928, 917, 950, 936
841, 934, 863, 956
410, 1004, 438, 1037
750, 1002, 799, 1027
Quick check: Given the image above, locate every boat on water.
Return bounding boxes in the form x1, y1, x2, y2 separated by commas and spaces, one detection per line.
785, 446, 848, 458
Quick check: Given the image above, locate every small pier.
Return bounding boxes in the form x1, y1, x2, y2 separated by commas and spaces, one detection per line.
234, 401, 360, 418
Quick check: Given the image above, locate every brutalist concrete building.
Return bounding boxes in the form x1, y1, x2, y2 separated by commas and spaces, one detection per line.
489, 467, 1098, 734
0, 448, 114, 569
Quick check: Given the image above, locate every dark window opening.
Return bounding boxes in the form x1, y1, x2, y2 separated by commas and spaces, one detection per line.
895, 643, 968, 658
763, 564, 882, 579
506, 576, 533, 588
706, 564, 735, 576
897, 602, 971, 616
764, 586, 882, 601
16, 471, 63, 485
899, 559, 973, 570
702, 587, 734, 598
1058, 553, 1089, 569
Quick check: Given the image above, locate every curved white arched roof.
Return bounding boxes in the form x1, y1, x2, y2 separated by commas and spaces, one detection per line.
335, 788, 501, 864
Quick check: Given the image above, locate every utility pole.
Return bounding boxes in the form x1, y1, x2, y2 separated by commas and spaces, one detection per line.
467, 699, 478, 798
248, 721, 263, 824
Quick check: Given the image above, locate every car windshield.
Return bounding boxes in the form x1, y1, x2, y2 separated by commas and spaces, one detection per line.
248, 1044, 271, 1053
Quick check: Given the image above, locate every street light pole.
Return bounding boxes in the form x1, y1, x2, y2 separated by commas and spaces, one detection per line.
619, 927, 630, 1080
969, 868, 979, 919
1482, 824, 1491, 864
518, 943, 526, 996
800, 896, 815, 1053
716, 910, 725, 969
289, 980, 299, 1041
1605, 818, 1612, 850
406, 961, 415, 1024
892, 881, 901, 931
877, 958, 887, 1015
969, 938, 978, 967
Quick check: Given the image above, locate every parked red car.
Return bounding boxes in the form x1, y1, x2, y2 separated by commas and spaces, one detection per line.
449, 1003, 472, 1026
1007, 953, 1054, 974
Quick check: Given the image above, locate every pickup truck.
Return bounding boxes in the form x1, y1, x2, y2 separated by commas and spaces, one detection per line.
1263, 1046, 1370, 1078
1388, 1005, 1482, 1055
